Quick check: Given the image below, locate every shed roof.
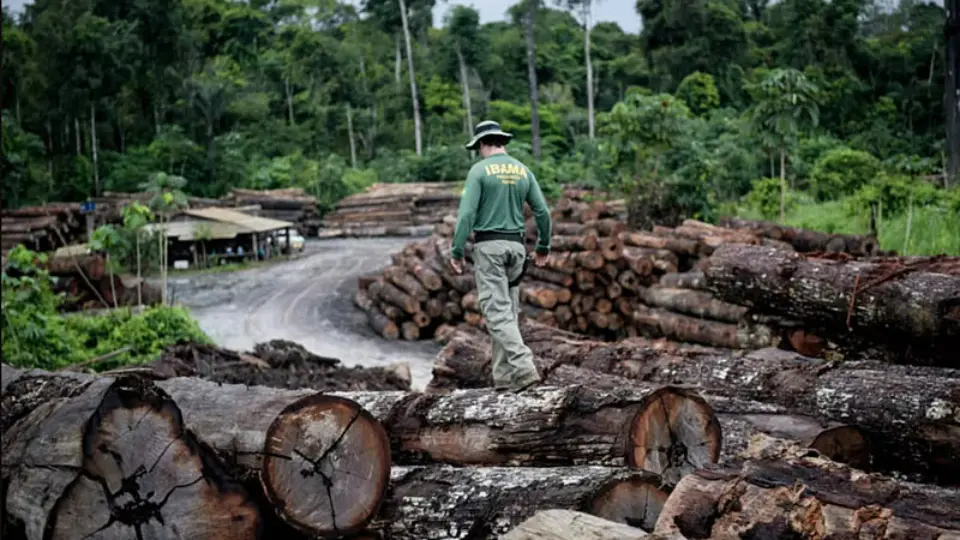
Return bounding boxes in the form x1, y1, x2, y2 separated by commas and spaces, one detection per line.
143, 220, 245, 241
181, 207, 293, 232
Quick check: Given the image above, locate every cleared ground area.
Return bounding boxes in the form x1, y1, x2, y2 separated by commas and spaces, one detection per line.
168, 238, 441, 389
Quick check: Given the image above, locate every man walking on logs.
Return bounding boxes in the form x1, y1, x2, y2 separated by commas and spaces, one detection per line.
450, 120, 552, 392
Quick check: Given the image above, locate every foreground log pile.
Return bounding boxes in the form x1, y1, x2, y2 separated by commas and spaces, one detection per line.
222, 187, 321, 236
319, 182, 462, 239
4, 356, 958, 539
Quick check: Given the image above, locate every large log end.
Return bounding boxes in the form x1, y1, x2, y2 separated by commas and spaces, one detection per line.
46, 377, 261, 540
628, 387, 722, 485
261, 394, 391, 537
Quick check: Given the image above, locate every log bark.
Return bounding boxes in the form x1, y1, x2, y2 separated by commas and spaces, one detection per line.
428, 321, 959, 483
384, 266, 428, 301
632, 305, 772, 349
426, 338, 721, 481
1, 370, 261, 540
623, 247, 678, 274
702, 244, 960, 365
527, 266, 575, 287
501, 510, 650, 540
653, 455, 960, 539
637, 286, 747, 323
368, 466, 668, 538
368, 279, 420, 314
551, 234, 599, 252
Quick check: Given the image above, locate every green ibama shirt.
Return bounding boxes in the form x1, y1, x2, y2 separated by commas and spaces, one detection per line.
450, 153, 552, 259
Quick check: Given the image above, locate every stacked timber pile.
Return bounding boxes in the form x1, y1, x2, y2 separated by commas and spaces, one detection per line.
93, 190, 221, 222
319, 182, 462, 238
221, 187, 320, 236
6, 340, 958, 539
1, 203, 84, 258
354, 190, 794, 349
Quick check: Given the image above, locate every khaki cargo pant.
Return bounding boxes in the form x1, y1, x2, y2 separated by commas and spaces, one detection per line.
473, 240, 541, 390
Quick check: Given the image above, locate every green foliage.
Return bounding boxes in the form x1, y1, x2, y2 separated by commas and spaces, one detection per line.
1, 246, 211, 370
745, 68, 820, 153
811, 147, 881, 201
746, 177, 797, 220
676, 72, 720, 116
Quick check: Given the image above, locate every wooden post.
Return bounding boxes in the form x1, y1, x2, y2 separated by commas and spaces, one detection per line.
252, 233, 259, 260
285, 227, 292, 259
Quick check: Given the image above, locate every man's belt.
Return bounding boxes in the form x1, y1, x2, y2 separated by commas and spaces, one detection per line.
474, 230, 524, 244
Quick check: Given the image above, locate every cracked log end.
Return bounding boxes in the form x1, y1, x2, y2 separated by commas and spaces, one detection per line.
589, 474, 670, 532
261, 394, 391, 538
45, 377, 261, 540
628, 387, 722, 485
807, 425, 871, 469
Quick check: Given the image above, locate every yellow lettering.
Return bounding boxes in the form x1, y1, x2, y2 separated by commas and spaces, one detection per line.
484, 165, 492, 176
493, 164, 503, 174
520, 166, 528, 179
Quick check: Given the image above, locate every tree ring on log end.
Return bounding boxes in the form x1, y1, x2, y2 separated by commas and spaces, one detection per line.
588, 474, 670, 532
261, 394, 391, 538
810, 425, 871, 470
45, 377, 262, 540
627, 387, 721, 485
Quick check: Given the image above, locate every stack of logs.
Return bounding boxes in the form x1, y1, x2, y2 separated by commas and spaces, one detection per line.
222, 188, 321, 236
319, 182, 462, 239
1, 203, 85, 261
4, 322, 958, 539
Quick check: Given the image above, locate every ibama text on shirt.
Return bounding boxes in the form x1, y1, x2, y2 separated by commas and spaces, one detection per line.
484, 163, 529, 185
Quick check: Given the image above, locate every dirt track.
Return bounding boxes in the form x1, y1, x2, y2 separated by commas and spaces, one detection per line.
167, 238, 441, 389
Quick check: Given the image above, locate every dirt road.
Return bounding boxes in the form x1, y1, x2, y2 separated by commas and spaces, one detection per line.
167, 238, 441, 389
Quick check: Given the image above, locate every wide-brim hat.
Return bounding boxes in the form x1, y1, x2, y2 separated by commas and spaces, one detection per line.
464, 120, 513, 150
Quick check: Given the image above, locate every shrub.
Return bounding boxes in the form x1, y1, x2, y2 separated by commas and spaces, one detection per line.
811, 147, 881, 201
746, 177, 798, 219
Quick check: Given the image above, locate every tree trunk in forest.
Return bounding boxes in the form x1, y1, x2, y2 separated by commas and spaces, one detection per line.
347, 104, 358, 168
398, 0, 423, 156
90, 103, 100, 197
284, 75, 295, 126
455, 45, 474, 134
701, 244, 960, 365
429, 320, 960, 484
394, 35, 402, 85
779, 145, 787, 223
1, 372, 262, 540
368, 466, 668, 537
653, 454, 960, 539
583, 2, 595, 140
524, 0, 542, 159
74, 116, 81, 155
947, 0, 959, 186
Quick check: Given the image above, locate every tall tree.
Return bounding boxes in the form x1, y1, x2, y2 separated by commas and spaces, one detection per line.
398, 0, 423, 155
560, 0, 598, 139
524, 0, 542, 158
947, 0, 959, 185
445, 6, 483, 134
745, 68, 820, 222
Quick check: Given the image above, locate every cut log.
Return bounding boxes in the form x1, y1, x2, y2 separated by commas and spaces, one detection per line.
428, 321, 959, 483
383, 266, 428, 300
702, 244, 960, 365
633, 305, 772, 349
575, 251, 607, 270
718, 216, 882, 255
653, 454, 960, 539
599, 237, 623, 261
543, 364, 870, 469
368, 466, 668, 538
521, 283, 561, 309
1, 371, 261, 540
399, 259, 443, 291
425, 341, 720, 478
400, 321, 420, 340
637, 286, 747, 323
527, 265, 575, 287
619, 231, 698, 257
657, 271, 706, 291
368, 279, 420, 314
623, 247, 678, 274
551, 234, 599, 252
354, 291, 400, 340
501, 510, 649, 540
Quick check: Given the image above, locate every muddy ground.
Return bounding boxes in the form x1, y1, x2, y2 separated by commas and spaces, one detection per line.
166, 238, 441, 389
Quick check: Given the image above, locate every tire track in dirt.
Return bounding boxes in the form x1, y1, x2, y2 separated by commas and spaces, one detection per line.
172, 238, 442, 389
